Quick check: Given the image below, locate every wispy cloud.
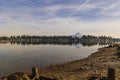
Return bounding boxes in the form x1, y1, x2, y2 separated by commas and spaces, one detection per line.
0, 0, 120, 37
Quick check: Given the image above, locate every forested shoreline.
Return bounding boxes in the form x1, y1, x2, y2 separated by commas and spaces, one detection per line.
0, 35, 120, 46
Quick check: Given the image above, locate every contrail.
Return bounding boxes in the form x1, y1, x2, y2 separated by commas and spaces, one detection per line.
52, 0, 91, 25
66, 0, 90, 19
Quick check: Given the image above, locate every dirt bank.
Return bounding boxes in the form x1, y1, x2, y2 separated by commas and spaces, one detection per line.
40, 44, 120, 80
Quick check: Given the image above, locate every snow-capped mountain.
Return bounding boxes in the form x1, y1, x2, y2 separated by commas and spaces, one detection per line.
72, 33, 82, 38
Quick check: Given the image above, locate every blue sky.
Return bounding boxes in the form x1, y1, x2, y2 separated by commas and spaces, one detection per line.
0, 0, 120, 37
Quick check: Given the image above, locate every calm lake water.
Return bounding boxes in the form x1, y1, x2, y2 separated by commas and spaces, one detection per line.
0, 43, 107, 76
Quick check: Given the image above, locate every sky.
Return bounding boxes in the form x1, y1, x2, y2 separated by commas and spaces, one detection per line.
0, 0, 120, 37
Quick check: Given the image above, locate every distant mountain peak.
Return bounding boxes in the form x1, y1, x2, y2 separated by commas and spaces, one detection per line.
72, 32, 82, 38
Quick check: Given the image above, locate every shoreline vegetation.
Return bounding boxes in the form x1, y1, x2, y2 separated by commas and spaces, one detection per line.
2, 44, 120, 80
0, 35, 120, 46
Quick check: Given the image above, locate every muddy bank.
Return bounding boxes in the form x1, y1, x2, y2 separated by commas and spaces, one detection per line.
2, 44, 120, 80
40, 44, 120, 80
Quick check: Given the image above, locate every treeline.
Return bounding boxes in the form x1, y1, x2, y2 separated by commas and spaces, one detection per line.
80, 35, 114, 43
10, 35, 77, 40
0, 36, 9, 40
0, 35, 119, 46
81, 35, 112, 40
10, 35, 80, 45
9, 35, 118, 46
9, 35, 117, 41
0, 35, 119, 42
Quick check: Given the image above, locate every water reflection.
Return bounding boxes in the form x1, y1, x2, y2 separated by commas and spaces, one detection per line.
10, 40, 114, 47
0, 40, 118, 77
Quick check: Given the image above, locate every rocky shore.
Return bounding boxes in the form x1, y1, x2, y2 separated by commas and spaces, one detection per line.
2, 44, 120, 80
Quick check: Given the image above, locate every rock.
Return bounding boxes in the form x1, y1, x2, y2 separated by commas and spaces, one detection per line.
2, 77, 8, 80
88, 73, 107, 80
7, 72, 31, 80
40, 76, 56, 80
100, 77, 107, 80
88, 75, 99, 80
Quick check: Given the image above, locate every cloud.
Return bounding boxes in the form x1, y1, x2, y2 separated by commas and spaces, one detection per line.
0, 0, 120, 37
1, 0, 120, 20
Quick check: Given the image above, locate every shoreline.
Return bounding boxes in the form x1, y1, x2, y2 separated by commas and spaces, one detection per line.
2, 44, 120, 80
40, 44, 120, 80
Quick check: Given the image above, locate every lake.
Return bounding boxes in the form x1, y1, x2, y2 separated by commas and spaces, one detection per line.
0, 43, 107, 76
